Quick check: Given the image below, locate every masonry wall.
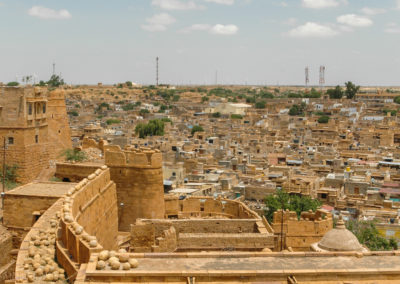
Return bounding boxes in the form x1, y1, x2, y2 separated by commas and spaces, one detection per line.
272, 210, 333, 251
56, 167, 119, 281
55, 162, 102, 182
3, 194, 59, 228
105, 148, 165, 231
46, 89, 72, 160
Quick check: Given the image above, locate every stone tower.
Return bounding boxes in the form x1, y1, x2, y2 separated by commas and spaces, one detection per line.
105, 146, 165, 231
0, 86, 50, 183
47, 89, 72, 160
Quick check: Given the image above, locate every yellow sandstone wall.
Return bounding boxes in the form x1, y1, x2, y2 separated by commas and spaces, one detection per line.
105, 147, 165, 231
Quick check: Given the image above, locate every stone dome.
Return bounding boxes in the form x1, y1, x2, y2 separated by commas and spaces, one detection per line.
311, 217, 367, 252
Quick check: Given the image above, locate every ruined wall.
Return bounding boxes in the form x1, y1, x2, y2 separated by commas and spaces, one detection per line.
105, 147, 165, 231
131, 217, 275, 252
272, 209, 333, 251
165, 196, 261, 219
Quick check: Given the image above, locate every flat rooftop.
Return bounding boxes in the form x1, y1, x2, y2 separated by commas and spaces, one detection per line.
5, 182, 77, 197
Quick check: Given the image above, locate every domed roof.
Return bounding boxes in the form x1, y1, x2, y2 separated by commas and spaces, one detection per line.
314, 217, 366, 252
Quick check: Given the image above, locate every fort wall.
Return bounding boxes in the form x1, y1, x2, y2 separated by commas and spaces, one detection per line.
105, 147, 165, 231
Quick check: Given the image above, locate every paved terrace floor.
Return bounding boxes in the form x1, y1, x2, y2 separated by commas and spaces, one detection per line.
80, 252, 400, 283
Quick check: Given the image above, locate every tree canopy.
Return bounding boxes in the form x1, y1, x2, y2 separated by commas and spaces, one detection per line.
191, 125, 204, 135
318, 115, 330, 123
47, 74, 65, 87
346, 219, 398, 251
135, 119, 166, 138
344, 81, 360, 99
289, 103, 306, 116
255, 101, 266, 109
264, 189, 321, 223
327, 85, 343, 99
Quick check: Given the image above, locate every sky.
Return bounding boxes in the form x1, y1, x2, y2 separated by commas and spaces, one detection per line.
0, 0, 399, 86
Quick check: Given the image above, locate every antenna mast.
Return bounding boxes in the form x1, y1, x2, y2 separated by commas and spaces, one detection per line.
156, 57, 159, 86
305, 66, 309, 87
319, 65, 325, 89
52, 61, 56, 76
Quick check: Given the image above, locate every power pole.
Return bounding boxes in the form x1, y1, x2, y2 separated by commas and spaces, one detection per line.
2, 137, 6, 210
156, 57, 159, 86
52, 61, 56, 76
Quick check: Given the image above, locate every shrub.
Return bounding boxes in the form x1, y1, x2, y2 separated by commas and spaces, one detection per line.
255, 101, 266, 109
7, 81, 19, 86
318, 115, 329, 123
106, 119, 121, 125
60, 149, 87, 162
191, 125, 204, 135
231, 114, 243, 119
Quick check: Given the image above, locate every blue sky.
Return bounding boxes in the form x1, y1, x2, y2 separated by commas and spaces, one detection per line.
0, 0, 399, 86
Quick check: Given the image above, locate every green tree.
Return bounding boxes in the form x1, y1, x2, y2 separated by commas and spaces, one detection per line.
68, 111, 79, 117
327, 85, 343, 99
212, 112, 221, 118
172, 94, 180, 102
0, 164, 19, 189
346, 219, 398, 251
122, 103, 135, 111
191, 125, 204, 135
394, 96, 400, 104
139, 109, 150, 115
318, 115, 330, 123
344, 81, 360, 99
264, 189, 321, 223
201, 96, 209, 103
106, 119, 121, 125
125, 81, 133, 87
6, 81, 19, 86
47, 75, 65, 87
289, 105, 300, 116
60, 149, 87, 162
255, 101, 266, 109
135, 119, 166, 138
230, 114, 243, 119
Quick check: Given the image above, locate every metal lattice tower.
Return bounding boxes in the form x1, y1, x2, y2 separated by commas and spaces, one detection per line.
319, 65, 325, 88
305, 67, 309, 87
156, 57, 159, 86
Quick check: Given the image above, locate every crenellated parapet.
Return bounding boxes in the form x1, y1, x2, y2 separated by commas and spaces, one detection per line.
56, 166, 119, 280
104, 145, 162, 168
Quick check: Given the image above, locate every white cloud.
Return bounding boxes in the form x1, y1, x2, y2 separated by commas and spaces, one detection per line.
284, 17, 297, 26
141, 13, 176, 32
28, 6, 71, 20
302, 0, 339, 9
397, 0, 400, 10
182, 23, 238, 35
210, 24, 238, 35
337, 14, 373, 27
204, 0, 235, 5
385, 22, 400, 34
287, 22, 339, 38
152, 0, 204, 10
361, 7, 386, 15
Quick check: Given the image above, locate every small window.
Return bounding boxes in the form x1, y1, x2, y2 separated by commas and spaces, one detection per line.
43, 104, 46, 114
8, 137, 14, 145
35, 135, 38, 143
28, 104, 32, 115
